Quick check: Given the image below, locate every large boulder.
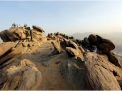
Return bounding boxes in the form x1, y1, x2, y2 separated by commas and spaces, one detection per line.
1, 59, 42, 90
66, 46, 84, 61
97, 38, 115, 54
0, 25, 47, 42
32, 26, 47, 42
0, 27, 26, 42
51, 40, 63, 55
84, 52, 122, 90
0, 42, 15, 57
87, 34, 115, 54
81, 37, 95, 52
0, 30, 18, 42
65, 40, 85, 61
32, 25, 44, 33
88, 34, 98, 45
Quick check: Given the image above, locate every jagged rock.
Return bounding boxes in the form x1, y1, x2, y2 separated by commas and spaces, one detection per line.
0, 25, 47, 42
65, 40, 85, 61
81, 37, 94, 51
66, 47, 84, 61
32, 29, 47, 42
51, 40, 63, 55
32, 25, 44, 33
60, 39, 78, 50
84, 52, 122, 90
0, 24, 122, 90
0, 41, 28, 69
88, 34, 115, 53
97, 38, 115, 54
107, 52, 121, 67
88, 34, 98, 45
1, 59, 42, 90
10, 27, 26, 40
0, 30, 18, 42
47, 32, 74, 41
0, 42, 15, 57
0, 27, 26, 42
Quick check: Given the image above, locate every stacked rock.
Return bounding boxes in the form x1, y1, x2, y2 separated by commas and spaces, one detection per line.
81, 34, 121, 67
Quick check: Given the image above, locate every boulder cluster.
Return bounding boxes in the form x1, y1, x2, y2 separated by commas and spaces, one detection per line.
0, 24, 47, 42
81, 34, 121, 67
47, 32, 74, 40
0, 24, 122, 90
48, 33, 121, 67
48, 32, 122, 90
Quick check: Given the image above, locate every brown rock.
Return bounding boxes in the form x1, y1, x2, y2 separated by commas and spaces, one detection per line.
88, 34, 98, 45
1, 59, 42, 90
51, 40, 62, 55
0, 27, 26, 42
85, 52, 122, 90
65, 40, 85, 61
0, 30, 19, 42
107, 52, 121, 67
87, 34, 115, 53
32, 25, 44, 33
0, 42, 15, 57
66, 47, 84, 61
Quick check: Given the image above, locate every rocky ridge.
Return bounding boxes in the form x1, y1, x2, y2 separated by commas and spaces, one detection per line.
0, 24, 122, 90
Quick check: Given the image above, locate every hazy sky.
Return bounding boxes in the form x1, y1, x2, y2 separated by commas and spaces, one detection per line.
0, 1, 122, 34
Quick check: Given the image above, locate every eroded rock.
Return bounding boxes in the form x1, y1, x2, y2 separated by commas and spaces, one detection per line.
1, 59, 42, 90
84, 52, 122, 90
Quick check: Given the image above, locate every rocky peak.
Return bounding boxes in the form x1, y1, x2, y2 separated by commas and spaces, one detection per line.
0, 24, 47, 42
0, 25, 122, 90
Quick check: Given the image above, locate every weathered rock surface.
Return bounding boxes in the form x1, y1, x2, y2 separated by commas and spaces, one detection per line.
84, 52, 122, 90
1, 59, 42, 90
0, 25, 122, 90
0, 42, 15, 57
0, 25, 47, 42
32, 25, 44, 33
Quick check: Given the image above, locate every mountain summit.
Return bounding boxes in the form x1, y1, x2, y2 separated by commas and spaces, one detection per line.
0, 24, 122, 90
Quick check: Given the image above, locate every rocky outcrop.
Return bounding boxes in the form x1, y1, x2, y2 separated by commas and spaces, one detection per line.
47, 32, 74, 40
80, 34, 121, 67
0, 25, 47, 42
0, 42, 15, 57
1, 59, 42, 90
51, 40, 63, 55
60, 52, 122, 90
82, 34, 115, 53
0, 25, 122, 90
84, 52, 122, 90
32, 26, 47, 42
50, 33, 122, 90
65, 40, 85, 61
32, 25, 45, 33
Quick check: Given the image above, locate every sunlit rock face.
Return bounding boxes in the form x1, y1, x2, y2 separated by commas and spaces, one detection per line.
0, 24, 122, 90
0, 25, 47, 42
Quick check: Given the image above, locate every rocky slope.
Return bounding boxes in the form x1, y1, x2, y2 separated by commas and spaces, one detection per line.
0, 24, 122, 90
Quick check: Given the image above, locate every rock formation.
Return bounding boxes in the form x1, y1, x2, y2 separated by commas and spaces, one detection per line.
0, 24, 47, 42
1, 59, 42, 90
0, 24, 122, 90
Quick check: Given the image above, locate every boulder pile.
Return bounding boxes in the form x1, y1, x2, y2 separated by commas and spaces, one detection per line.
0, 24, 122, 90
0, 24, 47, 42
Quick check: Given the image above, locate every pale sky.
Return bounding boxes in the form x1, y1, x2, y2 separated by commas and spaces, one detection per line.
0, 1, 122, 34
